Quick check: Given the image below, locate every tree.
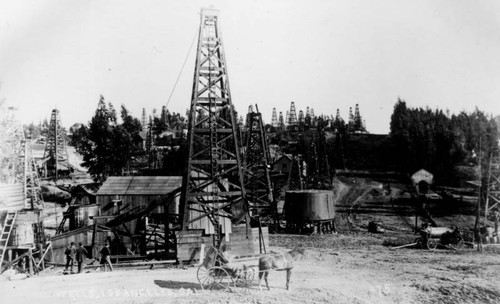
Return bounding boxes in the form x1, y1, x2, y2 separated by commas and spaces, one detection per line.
78, 96, 135, 182
69, 123, 88, 148
390, 99, 411, 173
120, 105, 142, 147
389, 99, 499, 185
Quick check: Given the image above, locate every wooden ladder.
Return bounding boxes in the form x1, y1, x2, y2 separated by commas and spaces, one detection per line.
0, 212, 18, 267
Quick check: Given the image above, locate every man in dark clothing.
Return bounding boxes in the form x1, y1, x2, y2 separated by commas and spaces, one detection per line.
493, 209, 500, 237
64, 242, 76, 273
100, 243, 113, 272
75, 242, 88, 273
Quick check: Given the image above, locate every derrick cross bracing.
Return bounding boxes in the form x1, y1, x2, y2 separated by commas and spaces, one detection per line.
485, 156, 500, 222
42, 109, 69, 179
244, 105, 274, 219
308, 118, 332, 189
0, 108, 43, 209
179, 8, 249, 248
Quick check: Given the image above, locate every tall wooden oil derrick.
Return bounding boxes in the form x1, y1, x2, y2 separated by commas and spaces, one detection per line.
244, 105, 273, 219
0, 107, 44, 267
308, 117, 332, 189
180, 8, 248, 248
485, 156, 500, 223
24, 138, 44, 209
0, 107, 25, 184
287, 154, 304, 190
0, 107, 44, 209
43, 109, 69, 179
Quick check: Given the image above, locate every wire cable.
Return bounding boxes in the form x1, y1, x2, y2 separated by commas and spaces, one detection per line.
165, 29, 198, 109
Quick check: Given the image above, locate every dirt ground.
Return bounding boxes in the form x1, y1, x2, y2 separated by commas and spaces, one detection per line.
1, 233, 500, 304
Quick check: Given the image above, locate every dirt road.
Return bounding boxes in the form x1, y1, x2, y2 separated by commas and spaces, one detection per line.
2, 234, 499, 304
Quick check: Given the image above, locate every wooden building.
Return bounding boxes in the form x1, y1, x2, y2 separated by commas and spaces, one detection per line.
272, 154, 292, 175
95, 176, 182, 257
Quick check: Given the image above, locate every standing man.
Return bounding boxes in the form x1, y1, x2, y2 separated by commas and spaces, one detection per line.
64, 242, 76, 273
100, 243, 113, 272
493, 208, 500, 237
75, 242, 88, 273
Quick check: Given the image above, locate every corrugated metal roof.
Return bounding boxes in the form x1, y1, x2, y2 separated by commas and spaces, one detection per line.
0, 183, 25, 211
96, 176, 182, 196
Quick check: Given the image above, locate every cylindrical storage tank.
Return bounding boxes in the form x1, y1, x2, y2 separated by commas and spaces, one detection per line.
284, 190, 335, 223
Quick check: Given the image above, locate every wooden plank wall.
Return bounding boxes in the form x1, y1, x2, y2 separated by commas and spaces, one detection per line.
11, 210, 42, 247
227, 226, 269, 257
51, 227, 112, 263
175, 226, 269, 262
175, 229, 210, 262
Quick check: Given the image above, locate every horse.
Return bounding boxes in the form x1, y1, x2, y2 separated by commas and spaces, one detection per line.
258, 247, 306, 291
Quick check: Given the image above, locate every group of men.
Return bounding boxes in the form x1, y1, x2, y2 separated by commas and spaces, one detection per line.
64, 242, 113, 273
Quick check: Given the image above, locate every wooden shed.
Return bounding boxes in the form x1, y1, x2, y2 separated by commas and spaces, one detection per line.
95, 176, 182, 256
272, 154, 292, 175
71, 184, 98, 206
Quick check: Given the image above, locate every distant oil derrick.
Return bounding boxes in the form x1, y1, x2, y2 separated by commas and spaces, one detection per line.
146, 116, 158, 170
141, 108, 147, 131
288, 101, 298, 125
179, 8, 248, 248
353, 104, 366, 133
347, 106, 354, 132
298, 110, 304, 124
42, 109, 69, 179
271, 107, 278, 127
244, 105, 274, 219
278, 111, 285, 130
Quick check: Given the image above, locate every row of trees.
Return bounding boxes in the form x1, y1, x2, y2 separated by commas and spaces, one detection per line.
72, 96, 190, 182
390, 99, 499, 184
71, 96, 498, 185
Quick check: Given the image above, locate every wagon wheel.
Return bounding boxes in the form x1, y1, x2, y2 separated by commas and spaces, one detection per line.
197, 265, 213, 290
448, 238, 465, 250
232, 266, 255, 295
427, 239, 439, 250
199, 266, 231, 291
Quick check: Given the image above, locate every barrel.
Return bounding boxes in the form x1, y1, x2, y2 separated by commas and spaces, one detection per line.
284, 190, 335, 223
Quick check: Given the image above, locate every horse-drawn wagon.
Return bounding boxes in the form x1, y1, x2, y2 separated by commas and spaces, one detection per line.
196, 246, 306, 293
196, 246, 256, 294
416, 225, 464, 250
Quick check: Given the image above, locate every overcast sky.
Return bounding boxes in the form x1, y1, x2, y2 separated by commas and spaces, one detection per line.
1, 0, 499, 134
